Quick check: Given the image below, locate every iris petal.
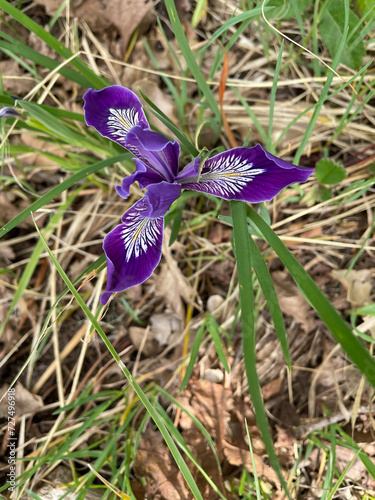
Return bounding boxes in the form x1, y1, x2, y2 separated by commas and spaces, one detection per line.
101, 182, 181, 304
116, 159, 166, 200
177, 144, 314, 203
83, 86, 149, 149
125, 126, 180, 182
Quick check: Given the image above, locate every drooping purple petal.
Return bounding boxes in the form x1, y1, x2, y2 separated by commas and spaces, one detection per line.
125, 126, 180, 182
176, 144, 314, 203
116, 159, 166, 200
83, 86, 149, 149
101, 182, 181, 304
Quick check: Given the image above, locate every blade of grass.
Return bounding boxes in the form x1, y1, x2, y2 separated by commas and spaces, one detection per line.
248, 207, 375, 388
0, 0, 106, 89
327, 447, 361, 500
196, 7, 264, 55
288, 0, 305, 37
0, 153, 129, 239
156, 385, 222, 472
333, 425, 375, 478
293, 0, 349, 164
250, 237, 291, 369
231, 87, 268, 144
139, 89, 198, 157
321, 425, 335, 500
267, 40, 284, 152
0, 35, 94, 89
245, 419, 262, 500
33, 220, 204, 500
164, 0, 221, 127
231, 200, 290, 497
153, 399, 226, 499
180, 322, 205, 392
142, 38, 186, 129
17, 100, 103, 153
207, 313, 230, 373
0, 187, 83, 338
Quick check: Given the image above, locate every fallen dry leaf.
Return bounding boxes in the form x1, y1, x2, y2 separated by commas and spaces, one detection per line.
333, 269, 373, 308
20, 133, 66, 168
153, 235, 197, 321
0, 192, 32, 228
0, 383, 44, 418
223, 441, 281, 489
135, 429, 191, 499
273, 425, 296, 467
335, 445, 375, 488
129, 312, 181, 356
284, 225, 323, 247
0, 60, 34, 95
261, 376, 283, 401
36, 0, 153, 51
136, 79, 177, 136
272, 271, 315, 333
178, 379, 230, 438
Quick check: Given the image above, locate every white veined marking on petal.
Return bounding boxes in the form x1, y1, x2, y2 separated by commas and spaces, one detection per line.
181, 155, 265, 197
120, 205, 161, 262
107, 107, 139, 140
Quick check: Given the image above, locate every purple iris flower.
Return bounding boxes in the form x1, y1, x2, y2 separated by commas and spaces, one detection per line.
83, 86, 314, 305
0, 107, 21, 118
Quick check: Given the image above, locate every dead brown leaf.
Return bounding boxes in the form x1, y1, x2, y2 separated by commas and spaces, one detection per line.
0, 192, 31, 228
273, 425, 296, 467
178, 380, 230, 439
0, 383, 44, 418
284, 225, 323, 247
36, 0, 153, 51
136, 80, 177, 136
135, 429, 191, 499
261, 376, 283, 401
272, 271, 315, 333
20, 133, 66, 168
335, 445, 375, 489
332, 269, 373, 308
223, 441, 281, 489
153, 236, 197, 321
0, 60, 34, 95
129, 312, 181, 356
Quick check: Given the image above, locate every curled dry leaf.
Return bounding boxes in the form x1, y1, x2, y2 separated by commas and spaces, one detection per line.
335, 445, 375, 488
272, 270, 315, 333
135, 429, 190, 500
178, 379, 230, 436
0, 383, 44, 418
223, 441, 281, 490
333, 268, 372, 308
129, 312, 181, 356
153, 234, 197, 321
202, 368, 224, 384
261, 376, 283, 402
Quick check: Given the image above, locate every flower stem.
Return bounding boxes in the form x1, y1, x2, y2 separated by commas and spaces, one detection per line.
230, 200, 289, 495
